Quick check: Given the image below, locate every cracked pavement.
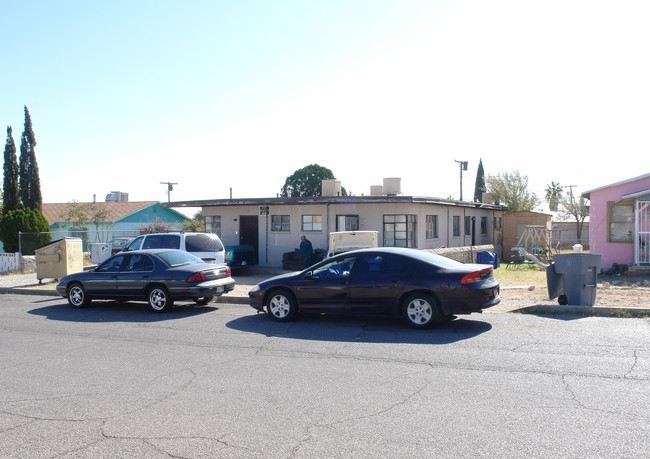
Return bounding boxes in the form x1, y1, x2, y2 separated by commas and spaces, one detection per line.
0, 293, 648, 458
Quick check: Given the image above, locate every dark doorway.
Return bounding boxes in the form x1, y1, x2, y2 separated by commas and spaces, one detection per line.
239, 216, 259, 263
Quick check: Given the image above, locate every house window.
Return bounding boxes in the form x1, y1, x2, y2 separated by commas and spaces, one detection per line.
453, 216, 461, 237
302, 215, 322, 232
465, 216, 472, 235
336, 215, 359, 231
383, 215, 416, 247
205, 216, 221, 237
272, 215, 290, 232
481, 217, 488, 235
426, 215, 438, 239
608, 201, 634, 243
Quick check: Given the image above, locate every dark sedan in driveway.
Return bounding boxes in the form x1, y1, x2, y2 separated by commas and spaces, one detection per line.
249, 248, 500, 328
56, 249, 235, 312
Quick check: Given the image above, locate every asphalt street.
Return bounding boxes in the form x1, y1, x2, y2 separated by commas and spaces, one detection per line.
0, 293, 648, 458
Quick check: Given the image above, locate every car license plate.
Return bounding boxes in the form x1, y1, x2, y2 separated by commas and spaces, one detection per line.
217, 286, 225, 293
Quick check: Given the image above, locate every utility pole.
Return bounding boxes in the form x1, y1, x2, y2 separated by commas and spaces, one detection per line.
565, 184, 577, 205
454, 160, 468, 201
160, 182, 178, 202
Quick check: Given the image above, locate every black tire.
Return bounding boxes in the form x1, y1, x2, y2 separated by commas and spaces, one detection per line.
148, 285, 173, 312
266, 289, 298, 322
67, 283, 91, 308
402, 292, 442, 329
193, 296, 214, 305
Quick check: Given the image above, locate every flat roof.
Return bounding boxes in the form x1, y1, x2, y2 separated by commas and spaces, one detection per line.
163, 195, 507, 211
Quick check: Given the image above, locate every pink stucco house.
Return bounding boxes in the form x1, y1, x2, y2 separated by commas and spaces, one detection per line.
582, 173, 650, 270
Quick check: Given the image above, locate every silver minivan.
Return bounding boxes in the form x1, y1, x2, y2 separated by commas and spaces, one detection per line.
123, 232, 226, 264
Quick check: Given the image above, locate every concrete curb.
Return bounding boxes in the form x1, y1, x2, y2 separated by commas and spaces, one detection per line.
1, 286, 649, 317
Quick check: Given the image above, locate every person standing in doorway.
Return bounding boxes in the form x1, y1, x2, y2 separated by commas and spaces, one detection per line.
300, 235, 313, 268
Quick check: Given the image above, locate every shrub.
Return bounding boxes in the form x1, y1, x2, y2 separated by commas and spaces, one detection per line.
0, 208, 51, 254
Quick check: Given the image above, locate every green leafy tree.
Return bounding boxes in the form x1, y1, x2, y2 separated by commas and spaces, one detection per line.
486, 170, 540, 211
3, 126, 21, 215
473, 159, 486, 202
19, 106, 42, 211
545, 181, 563, 211
281, 164, 347, 197
183, 211, 206, 232
0, 208, 51, 254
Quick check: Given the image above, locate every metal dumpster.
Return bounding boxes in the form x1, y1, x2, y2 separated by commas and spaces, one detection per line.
547, 253, 602, 306
35, 238, 84, 281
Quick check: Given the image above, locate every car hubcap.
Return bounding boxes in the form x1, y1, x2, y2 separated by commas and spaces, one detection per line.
269, 295, 289, 318
407, 299, 432, 324
150, 290, 167, 310
70, 287, 83, 306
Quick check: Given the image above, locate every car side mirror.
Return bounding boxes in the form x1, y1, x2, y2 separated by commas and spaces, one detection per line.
304, 271, 313, 280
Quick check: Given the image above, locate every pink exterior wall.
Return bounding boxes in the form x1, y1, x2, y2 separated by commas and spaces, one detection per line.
589, 175, 650, 268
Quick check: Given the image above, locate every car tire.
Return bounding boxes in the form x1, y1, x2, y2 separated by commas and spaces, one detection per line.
266, 289, 297, 322
402, 293, 441, 329
193, 296, 214, 305
67, 283, 91, 308
148, 285, 173, 312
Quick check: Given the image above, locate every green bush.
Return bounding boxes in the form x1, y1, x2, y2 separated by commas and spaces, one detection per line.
0, 208, 51, 254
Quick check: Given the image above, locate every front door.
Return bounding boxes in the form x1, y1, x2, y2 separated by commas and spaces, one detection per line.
239, 216, 259, 264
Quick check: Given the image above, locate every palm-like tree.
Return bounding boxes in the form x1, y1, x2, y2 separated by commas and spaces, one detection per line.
545, 182, 563, 211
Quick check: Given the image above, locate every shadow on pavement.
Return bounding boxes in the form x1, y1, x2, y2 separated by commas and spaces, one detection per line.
227, 312, 492, 345
28, 300, 217, 323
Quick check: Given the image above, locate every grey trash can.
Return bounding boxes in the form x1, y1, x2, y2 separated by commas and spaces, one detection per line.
547, 253, 602, 306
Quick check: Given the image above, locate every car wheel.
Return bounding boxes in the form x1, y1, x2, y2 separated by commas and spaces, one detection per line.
148, 286, 173, 312
266, 289, 297, 321
402, 293, 441, 329
193, 296, 214, 305
67, 283, 91, 308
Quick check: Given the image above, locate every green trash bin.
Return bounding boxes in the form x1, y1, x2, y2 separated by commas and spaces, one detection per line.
547, 253, 602, 306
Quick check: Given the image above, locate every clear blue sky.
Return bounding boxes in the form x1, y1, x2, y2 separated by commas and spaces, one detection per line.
2, 0, 648, 212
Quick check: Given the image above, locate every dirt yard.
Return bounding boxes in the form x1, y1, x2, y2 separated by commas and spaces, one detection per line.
499, 278, 650, 309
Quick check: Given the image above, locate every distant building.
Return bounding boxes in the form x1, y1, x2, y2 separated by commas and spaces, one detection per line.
41, 201, 188, 249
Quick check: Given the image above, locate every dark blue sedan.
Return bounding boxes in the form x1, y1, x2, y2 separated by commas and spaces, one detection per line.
56, 249, 235, 312
249, 247, 500, 328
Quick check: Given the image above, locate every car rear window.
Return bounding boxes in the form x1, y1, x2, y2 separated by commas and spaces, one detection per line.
186, 234, 224, 252
157, 250, 205, 267
143, 235, 181, 250
407, 250, 463, 269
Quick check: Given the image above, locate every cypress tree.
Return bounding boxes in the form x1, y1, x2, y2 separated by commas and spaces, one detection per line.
3, 126, 21, 214
19, 106, 42, 211
473, 158, 486, 202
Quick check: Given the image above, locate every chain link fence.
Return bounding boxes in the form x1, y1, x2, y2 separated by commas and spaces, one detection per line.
18, 230, 142, 256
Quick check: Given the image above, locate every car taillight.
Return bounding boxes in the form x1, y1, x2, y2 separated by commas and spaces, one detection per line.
187, 272, 207, 283
461, 267, 492, 284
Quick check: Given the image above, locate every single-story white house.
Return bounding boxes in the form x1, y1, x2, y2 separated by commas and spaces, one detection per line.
165, 180, 507, 268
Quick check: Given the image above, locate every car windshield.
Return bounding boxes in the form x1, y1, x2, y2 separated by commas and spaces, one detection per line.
157, 250, 205, 267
